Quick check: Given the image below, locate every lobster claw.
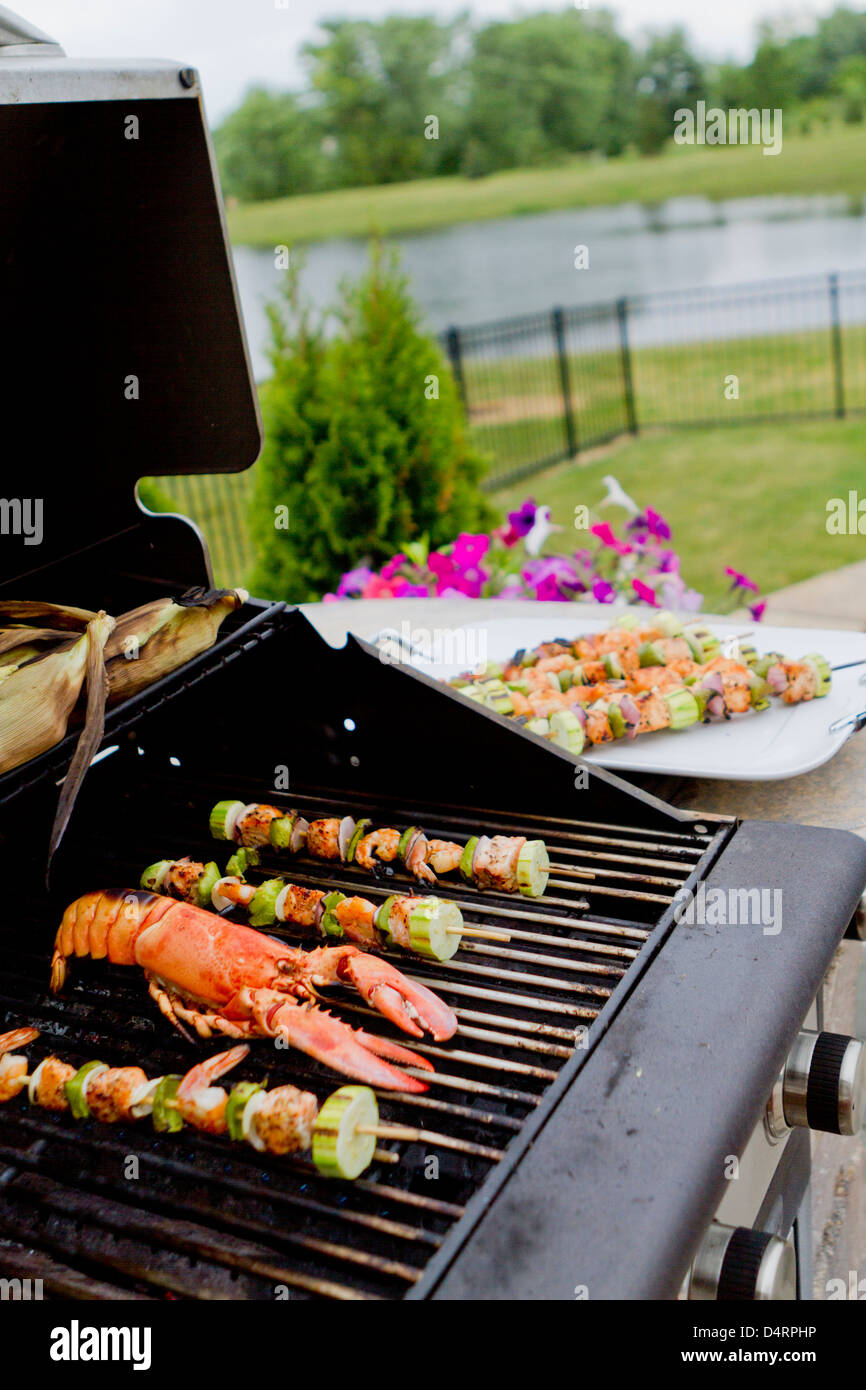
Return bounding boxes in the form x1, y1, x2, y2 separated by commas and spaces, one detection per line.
337, 952, 458, 1042
242, 989, 430, 1093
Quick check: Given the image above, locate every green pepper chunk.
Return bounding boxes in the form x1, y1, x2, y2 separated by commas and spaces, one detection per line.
226, 1081, 265, 1141
152, 1075, 184, 1133
65, 1061, 107, 1120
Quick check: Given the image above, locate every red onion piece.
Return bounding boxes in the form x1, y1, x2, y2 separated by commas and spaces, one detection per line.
619, 695, 641, 738
290, 816, 309, 854
338, 816, 356, 862
700, 671, 725, 695
766, 664, 787, 694
473, 835, 491, 879
572, 705, 587, 727
707, 694, 726, 719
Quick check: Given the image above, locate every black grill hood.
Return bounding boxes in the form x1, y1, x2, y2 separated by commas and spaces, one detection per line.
0, 34, 261, 605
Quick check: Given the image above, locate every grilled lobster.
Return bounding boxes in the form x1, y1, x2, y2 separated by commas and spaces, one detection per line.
50, 891, 458, 1092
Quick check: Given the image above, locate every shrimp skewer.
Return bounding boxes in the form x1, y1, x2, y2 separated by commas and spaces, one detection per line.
209, 802, 546, 897
0, 1028, 354, 1172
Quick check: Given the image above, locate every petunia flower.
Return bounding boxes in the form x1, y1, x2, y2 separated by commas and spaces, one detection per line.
724, 566, 759, 594
748, 600, 767, 621
393, 580, 429, 598
507, 499, 538, 538
361, 574, 400, 599
592, 578, 616, 603
337, 565, 376, 597
591, 522, 633, 557
632, 578, 659, 606
380, 553, 407, 581
453, 533, 491, 570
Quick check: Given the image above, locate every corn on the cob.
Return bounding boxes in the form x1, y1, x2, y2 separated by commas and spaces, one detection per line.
105, 587, 247, 703
0, 613, 112, 775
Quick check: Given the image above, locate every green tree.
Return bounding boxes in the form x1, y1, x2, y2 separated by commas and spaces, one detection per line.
633, 28, 704, 154
302, 16, 469, 187
249, 248, 492, 602
214, 88, 325, 202
462, 10, 635, 173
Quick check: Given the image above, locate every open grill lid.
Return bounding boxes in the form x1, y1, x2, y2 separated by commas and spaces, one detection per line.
0, 10, 261, 603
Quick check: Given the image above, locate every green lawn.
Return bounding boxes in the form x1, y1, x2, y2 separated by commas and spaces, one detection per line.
227, 125, 866, 247
491, 419, 866, 610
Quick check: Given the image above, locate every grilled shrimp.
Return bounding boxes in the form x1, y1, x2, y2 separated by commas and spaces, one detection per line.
426, 840, 463, 875
473, 836, 526, 893
354, 827, 400, 869
0, 1027, 39, 1102
177, 1045, 250, 1134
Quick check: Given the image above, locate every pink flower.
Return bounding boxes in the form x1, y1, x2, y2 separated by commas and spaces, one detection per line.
381, 553, 407, 581
453, 533, 491, 569
429, 551, 485, 598
591, 522, 632, 557
748, 600, 767, 621
493, 523, 521, 547
394, 581, 428, 598
592, 578, 616, 603
725, 566, 759, 594
361, 575, 399, 599
632, 578, 659, 606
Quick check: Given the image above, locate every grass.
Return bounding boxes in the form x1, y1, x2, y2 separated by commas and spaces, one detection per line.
226, 124, 866, 247
491, 419, 866, 610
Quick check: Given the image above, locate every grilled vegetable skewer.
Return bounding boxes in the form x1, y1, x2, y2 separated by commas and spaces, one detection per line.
209, 801, 550, 899
1, 1026, 369, 1177
141, 856, 511, 962
449, 613, 832, 750
1, 1028, 496, 1180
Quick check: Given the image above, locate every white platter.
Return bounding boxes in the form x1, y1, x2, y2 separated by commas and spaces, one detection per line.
371, 615, 866, 781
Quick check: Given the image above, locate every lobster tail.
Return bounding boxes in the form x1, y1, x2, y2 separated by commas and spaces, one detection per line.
50, 890, 172, 994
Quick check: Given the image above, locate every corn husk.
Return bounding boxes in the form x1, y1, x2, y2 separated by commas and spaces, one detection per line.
0, 601, 96, 632
0, 613, 111, 776
105, 587, 248, 704
48, 611, 114, 866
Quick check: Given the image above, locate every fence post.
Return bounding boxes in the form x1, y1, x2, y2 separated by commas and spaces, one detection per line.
444, 326, 468, 411
552, 306, 578, 459
828, 273, 845, 419
616, 297, 638, 435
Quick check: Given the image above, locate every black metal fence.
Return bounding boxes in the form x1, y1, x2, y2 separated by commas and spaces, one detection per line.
151, 269, 866, 584
443, 269, 866, 490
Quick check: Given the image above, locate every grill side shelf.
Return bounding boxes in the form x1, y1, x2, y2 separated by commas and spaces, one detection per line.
420, 820, 866, 1301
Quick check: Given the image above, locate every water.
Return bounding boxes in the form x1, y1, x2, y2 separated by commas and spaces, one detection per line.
231, 194, 866, 379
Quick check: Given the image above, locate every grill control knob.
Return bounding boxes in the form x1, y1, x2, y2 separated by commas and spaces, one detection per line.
689, 1223, 796, 1301
766, 1030, 866, 1139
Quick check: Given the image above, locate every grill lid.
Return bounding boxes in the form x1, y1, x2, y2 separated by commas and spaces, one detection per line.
0, 20, 261, 594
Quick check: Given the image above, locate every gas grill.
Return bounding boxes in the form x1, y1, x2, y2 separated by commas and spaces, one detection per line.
1, 11, 865, 1303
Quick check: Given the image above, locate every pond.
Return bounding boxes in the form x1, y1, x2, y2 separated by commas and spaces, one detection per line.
231, 193, 866, 379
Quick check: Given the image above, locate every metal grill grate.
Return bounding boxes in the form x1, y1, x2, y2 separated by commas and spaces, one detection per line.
0, 774, 730, 1299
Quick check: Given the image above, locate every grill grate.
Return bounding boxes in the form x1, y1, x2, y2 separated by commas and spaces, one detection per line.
0, 771, 730, 1299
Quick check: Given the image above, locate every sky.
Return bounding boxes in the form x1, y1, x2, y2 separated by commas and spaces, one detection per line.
11, 0, 845, 123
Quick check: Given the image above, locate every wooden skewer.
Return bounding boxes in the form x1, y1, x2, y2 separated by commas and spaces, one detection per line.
447, 925, 510, 941
355, 1124, 503, 1162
